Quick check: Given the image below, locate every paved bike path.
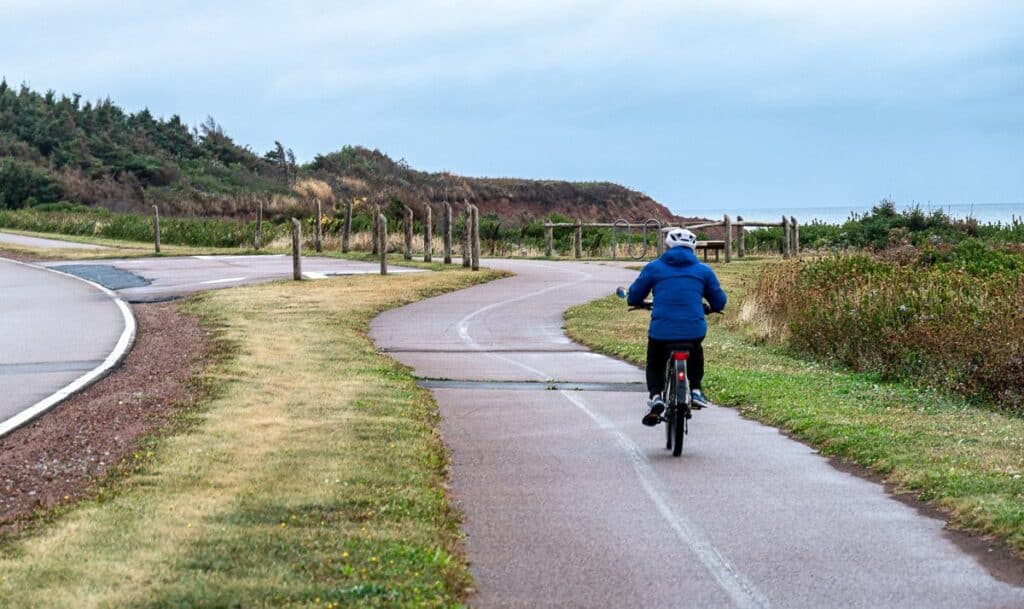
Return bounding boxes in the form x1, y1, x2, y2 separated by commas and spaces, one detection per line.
371, 259, 1024, 609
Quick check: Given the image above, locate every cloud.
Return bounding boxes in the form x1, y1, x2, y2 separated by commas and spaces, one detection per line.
4, 0, 1021, 107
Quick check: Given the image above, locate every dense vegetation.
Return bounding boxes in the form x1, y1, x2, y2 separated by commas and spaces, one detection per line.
0, 81, 294, 214
753, 241, 1024, 413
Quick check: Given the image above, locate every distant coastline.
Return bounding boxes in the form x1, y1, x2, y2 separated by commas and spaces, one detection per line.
675, 202, 1023, 225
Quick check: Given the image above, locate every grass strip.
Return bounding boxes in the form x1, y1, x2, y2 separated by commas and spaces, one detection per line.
0, 227, 274, 260
0, 268, 505, 608
564, 258, 1024, 555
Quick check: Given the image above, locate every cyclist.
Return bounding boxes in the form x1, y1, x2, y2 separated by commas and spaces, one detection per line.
627, 227, 727, 426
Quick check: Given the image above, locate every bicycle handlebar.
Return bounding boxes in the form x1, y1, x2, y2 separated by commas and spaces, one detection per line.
616, 287, 721, 315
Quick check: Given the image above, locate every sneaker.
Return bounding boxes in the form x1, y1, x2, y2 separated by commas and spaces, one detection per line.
642, 396, 665, 426
690, 390, 710, 410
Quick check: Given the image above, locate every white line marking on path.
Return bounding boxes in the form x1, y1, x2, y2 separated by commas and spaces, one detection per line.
448, 260, 769, 608
192, 254, 285, 260
0, 259, 136, 438
560, 391, 772, 609
199, 276, 247, 285
454, 263, 593, 380
302, 271, 328, 280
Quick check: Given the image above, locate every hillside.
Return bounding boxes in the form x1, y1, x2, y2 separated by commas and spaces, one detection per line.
309, 147, 674, 223
0, 82, 675, 223
0, 81, 291, 215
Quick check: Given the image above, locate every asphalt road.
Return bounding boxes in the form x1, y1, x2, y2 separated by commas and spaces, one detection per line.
0, 258, 129, 429
371, 259, 1024, 609
43, 254, 422, 302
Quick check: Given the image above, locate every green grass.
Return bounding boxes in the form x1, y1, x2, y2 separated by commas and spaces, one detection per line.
0, 268, 506, 608
564, 258, 1024, 555
0, 207, 282, 249
0, 227, 278, 260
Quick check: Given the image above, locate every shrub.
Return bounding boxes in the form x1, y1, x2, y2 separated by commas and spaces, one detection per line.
753, 247, 1024, 412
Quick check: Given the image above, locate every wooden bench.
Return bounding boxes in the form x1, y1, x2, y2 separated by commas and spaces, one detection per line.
695, 240, 726, 262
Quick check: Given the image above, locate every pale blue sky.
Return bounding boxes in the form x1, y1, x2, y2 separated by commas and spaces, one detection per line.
2, 1, 1022, 218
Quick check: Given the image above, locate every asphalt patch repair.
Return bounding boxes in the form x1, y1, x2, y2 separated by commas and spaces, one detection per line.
0, 301, 210, 537
50, 264, 151, 290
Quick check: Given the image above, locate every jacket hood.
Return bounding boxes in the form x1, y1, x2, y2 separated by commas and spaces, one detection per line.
661, 246, 698, 266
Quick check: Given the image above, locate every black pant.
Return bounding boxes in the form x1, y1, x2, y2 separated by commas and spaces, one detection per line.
646, 337, 704, 398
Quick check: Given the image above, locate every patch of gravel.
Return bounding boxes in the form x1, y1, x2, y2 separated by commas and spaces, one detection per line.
0, 301, 210, 534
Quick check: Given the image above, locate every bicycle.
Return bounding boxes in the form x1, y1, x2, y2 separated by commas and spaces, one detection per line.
616, 287, 711, 457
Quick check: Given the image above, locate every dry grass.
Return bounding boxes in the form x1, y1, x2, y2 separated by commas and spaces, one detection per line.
0, 269, 504, 608
292, 178, 336, 205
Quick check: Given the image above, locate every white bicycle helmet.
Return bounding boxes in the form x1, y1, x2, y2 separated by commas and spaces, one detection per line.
664, 227, 697, 250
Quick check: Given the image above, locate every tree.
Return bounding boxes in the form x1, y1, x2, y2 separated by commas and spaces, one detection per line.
263, 140, 291, 185
286, 148, 297, 185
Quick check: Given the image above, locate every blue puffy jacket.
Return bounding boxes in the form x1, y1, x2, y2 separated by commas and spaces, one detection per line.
627, 247, 727, 340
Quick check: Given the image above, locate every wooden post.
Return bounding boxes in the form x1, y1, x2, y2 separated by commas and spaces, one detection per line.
723, 214, 733, 263
791, 216, 799, 255
403, 206, 414, 260
378, 213, 388, 275
291, 218, 302, 280
341, 198, 352, 253
462, 203, 472, 268
443, 202, 453, 264
782, 215, 791, 258
574, 220, 583, 259
656, 227, 666, 256
737, 215, 745, 258
314, 199, 323, 253
471, 205, 481, 271
545, 222, 554, 257
372, 205, 380, 255
424, 205, 433, 263
152, 205, 161, 253
611, 226, 618, 260
254, 196, 263, 250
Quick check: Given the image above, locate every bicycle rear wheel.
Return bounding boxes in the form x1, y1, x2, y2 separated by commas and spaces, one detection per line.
663, 360, 674, 450
671, 360, 686, 457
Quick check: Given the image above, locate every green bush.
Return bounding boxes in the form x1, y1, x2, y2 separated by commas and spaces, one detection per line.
754, 247, 1024, 412
0, 159, 63, 208
792, 200, 1023, 251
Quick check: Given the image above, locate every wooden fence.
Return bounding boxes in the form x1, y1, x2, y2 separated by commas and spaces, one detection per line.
545, 219, 666, 260
282, 198, 799, 274
679, 214, 801, 261
543, 215, 800, 262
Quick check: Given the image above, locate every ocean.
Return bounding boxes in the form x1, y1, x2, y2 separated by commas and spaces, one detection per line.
674, 202, 1024, 225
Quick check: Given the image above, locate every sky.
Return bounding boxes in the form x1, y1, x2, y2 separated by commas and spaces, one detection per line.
2, 0, 1022, 218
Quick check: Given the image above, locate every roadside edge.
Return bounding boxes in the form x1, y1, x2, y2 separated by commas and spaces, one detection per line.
0, 257, 137, 437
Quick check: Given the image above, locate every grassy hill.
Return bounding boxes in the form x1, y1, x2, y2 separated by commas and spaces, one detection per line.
0, 81, 674, 223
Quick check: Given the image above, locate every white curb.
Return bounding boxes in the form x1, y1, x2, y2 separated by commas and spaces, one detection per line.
0, 259, 137, 437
